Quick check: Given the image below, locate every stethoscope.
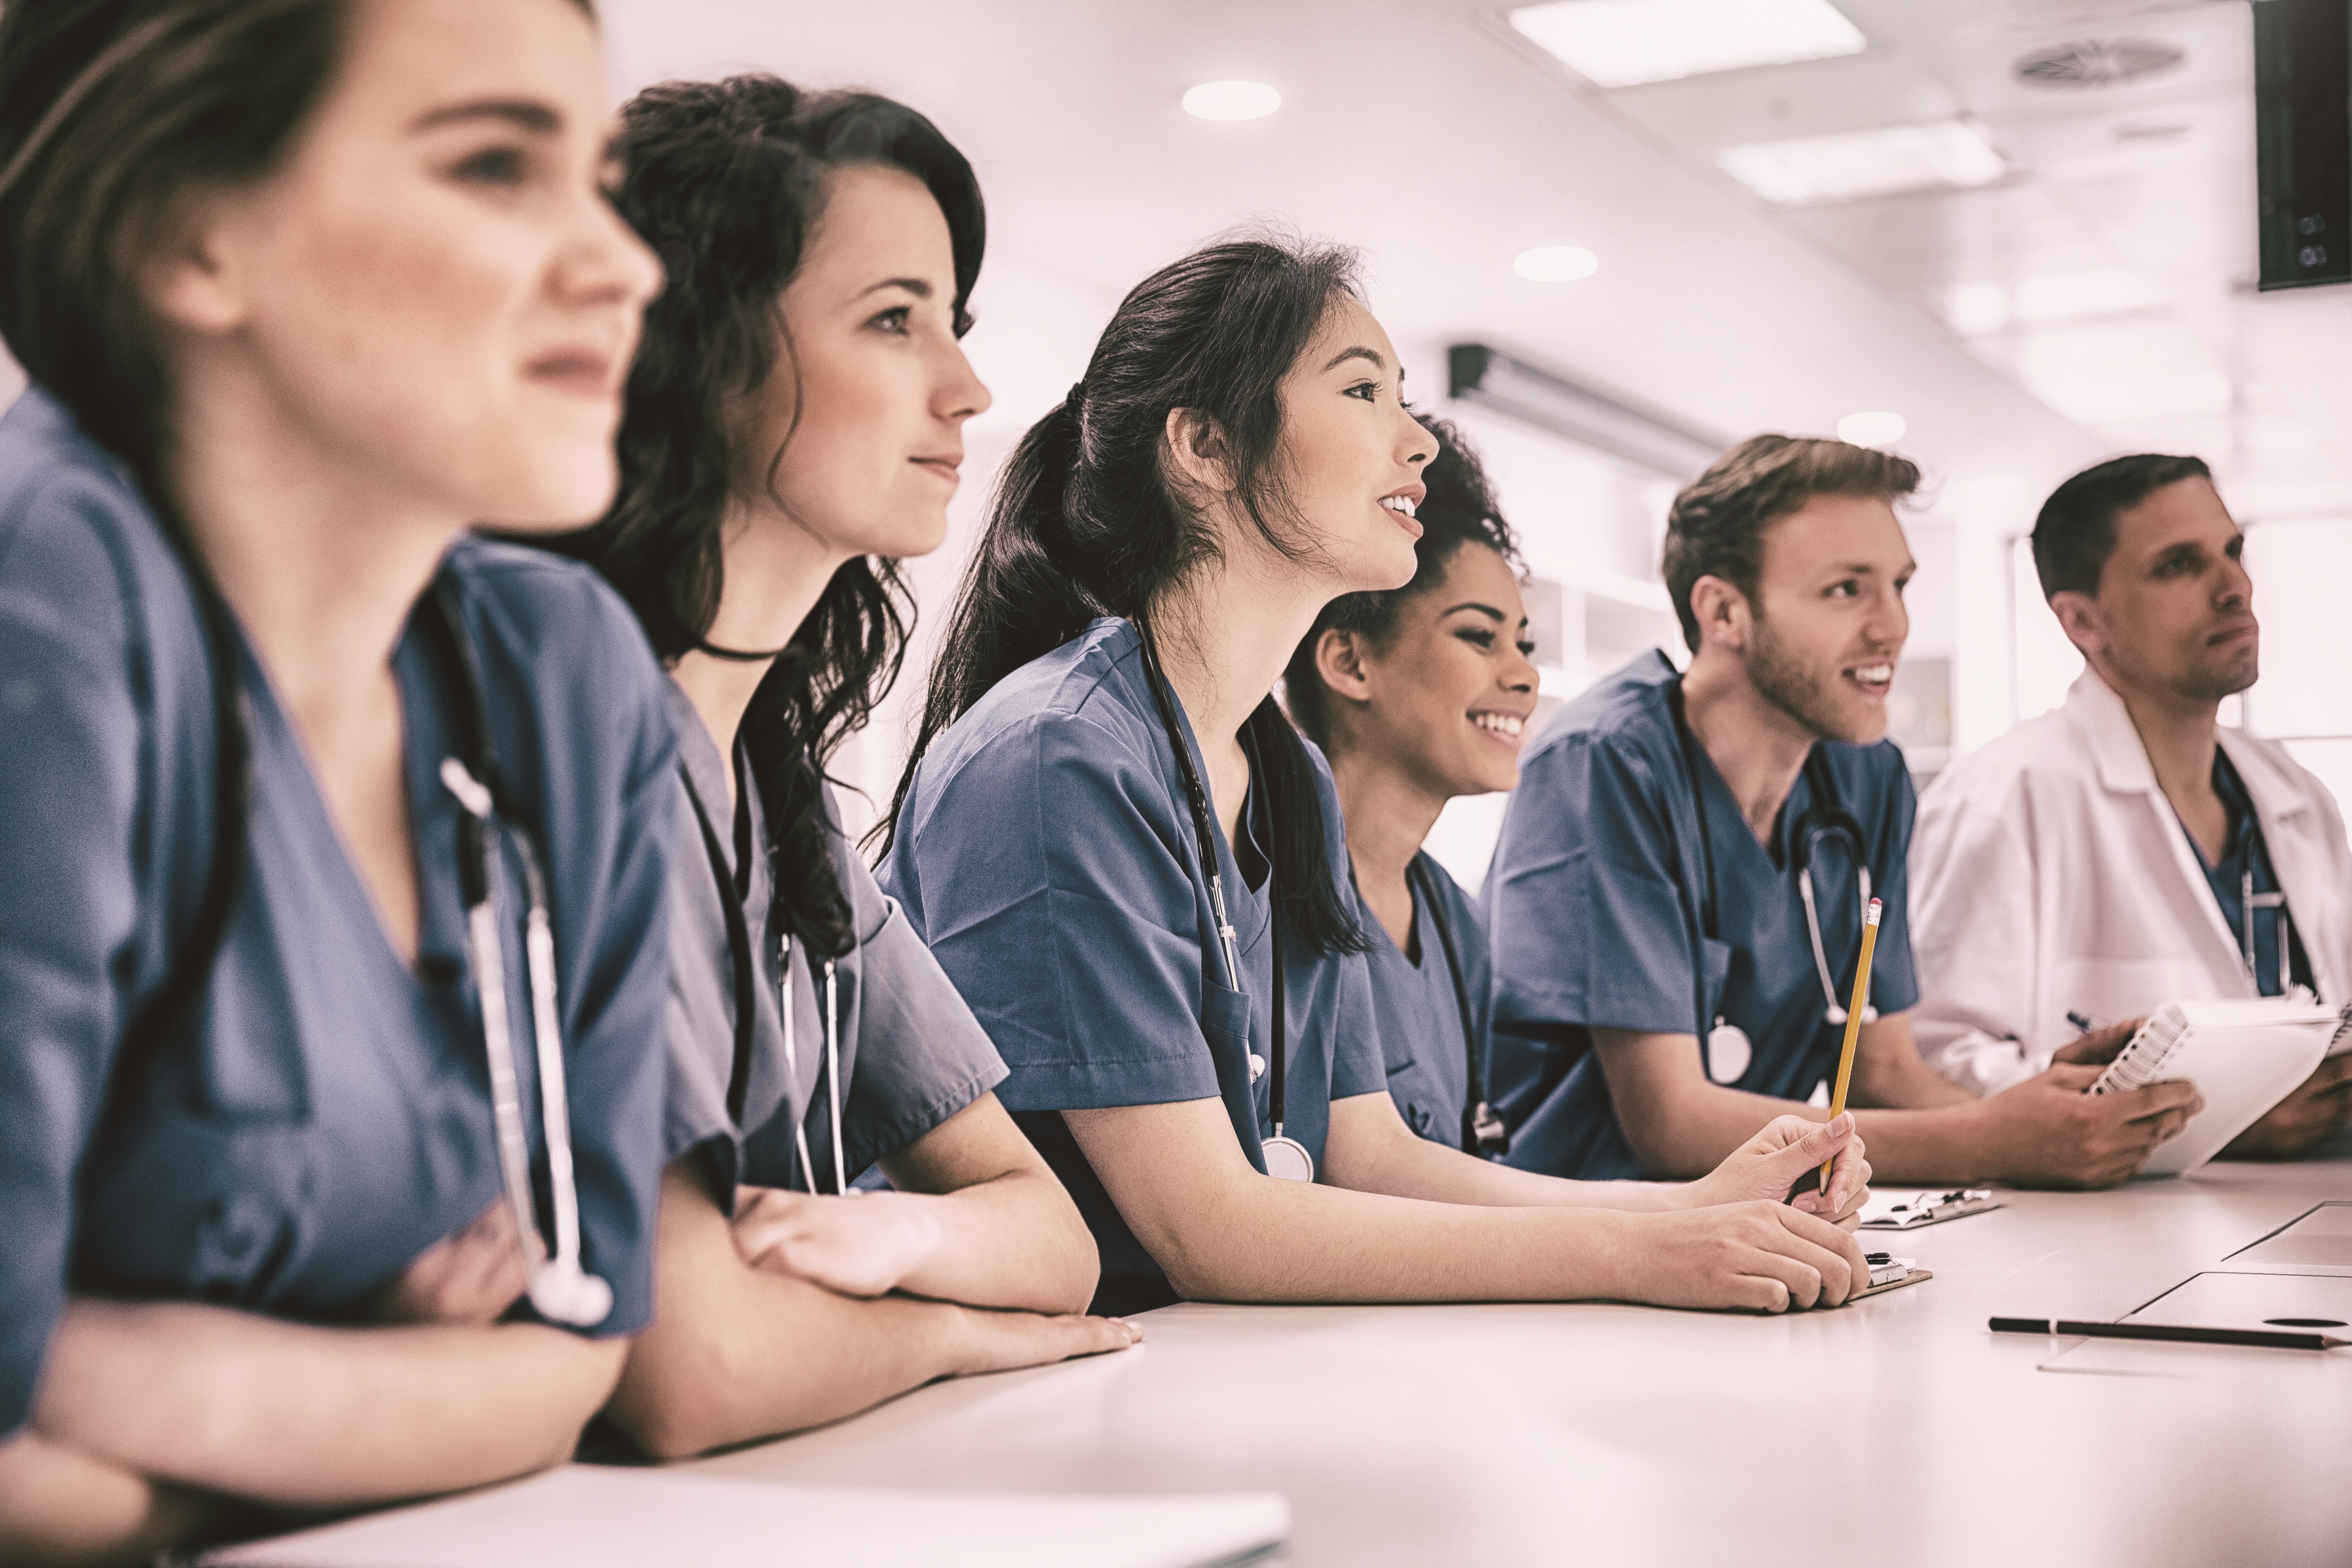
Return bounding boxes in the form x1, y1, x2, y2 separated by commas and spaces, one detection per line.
421, 583, 612, 1328
1404, 858, 1508, 1158
2211, 785, 2298, 995
1137, 621, 1314, 1183
1666, 680, 1874, 1089
683, 761, 852, 1197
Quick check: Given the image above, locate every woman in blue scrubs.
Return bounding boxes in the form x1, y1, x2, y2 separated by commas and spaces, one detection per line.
882, 237, 1874, 1318
0, 3, 671, 1559
1282, 418, 1532, 1156
569, 76, 1132, 1461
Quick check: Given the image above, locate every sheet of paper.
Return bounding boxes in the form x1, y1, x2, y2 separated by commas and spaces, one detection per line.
2125, 1270, 2352, 1334
1857, 1189, 1998, 1228
204, 1466, 1289, 1568
2222, 1201, 2352, 1273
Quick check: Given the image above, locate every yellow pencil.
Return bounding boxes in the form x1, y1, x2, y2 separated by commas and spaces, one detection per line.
1820, 896, 1883, 1191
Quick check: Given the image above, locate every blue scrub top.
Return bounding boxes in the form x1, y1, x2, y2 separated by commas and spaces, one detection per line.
0, 389, 676, 1438
883, 617, 1387, 1314
663, 683, 1008, 1199
2185, 748, 2308, 995
1483, 650, 1918, 1180
1365, 851, 1491, 1150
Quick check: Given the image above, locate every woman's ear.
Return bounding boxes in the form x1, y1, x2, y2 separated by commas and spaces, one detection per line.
1163, 407, 1234, 496
143, 195, 256, 336
1314, 626, 1375, 711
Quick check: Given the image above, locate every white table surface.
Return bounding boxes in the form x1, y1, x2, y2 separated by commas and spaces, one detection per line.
694, 1135, 2352, 1568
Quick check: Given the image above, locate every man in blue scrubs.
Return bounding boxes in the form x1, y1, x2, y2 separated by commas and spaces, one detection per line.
1485, 435, 2202, 1187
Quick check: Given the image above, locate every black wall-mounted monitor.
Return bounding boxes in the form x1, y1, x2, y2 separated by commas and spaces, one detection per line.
2255, 0, 2351, 290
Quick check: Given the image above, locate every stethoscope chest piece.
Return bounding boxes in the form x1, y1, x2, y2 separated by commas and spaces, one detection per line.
1706, 1017, 1752, 1086
1262, 1132, 1315, 1182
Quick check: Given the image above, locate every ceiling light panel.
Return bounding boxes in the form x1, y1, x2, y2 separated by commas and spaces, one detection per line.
1515, 246, 1600, 281
1717, 119, 2007, 207
1836, 411, 1906, 446
1509, 0, 1865, 89
1182, 81, 1281, 121
1942, 269, 2168, 336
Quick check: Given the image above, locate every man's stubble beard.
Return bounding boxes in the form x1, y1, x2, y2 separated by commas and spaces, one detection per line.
1746, 614, 1877, 745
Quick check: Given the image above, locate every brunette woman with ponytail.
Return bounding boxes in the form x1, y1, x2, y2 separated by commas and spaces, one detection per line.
884, 236, 1877, 1316
569, 75, 1128, 1462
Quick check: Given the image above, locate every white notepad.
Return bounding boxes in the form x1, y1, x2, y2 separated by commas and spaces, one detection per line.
200, 1466, 1289, 1568
2087, 996, 2333, 1175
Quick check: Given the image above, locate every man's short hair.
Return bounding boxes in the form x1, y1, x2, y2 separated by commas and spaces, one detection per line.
2030, 454, 2213, 599
1662, 435, 1921, 651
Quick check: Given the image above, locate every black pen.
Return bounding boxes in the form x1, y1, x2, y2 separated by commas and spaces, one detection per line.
2066, 1011, 2096, 1035
1990, 1316, 2348, 1351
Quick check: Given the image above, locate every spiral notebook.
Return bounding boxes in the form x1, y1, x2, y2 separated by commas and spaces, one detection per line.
2086, 996, 2333, 1175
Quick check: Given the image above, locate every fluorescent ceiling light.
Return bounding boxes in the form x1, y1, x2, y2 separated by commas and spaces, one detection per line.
1836, 411, 1906, 447
2020, 366, 2232, 426
1509, 0, 1865, 89
1449, 343, 1725, 480
1515, 246, 1600, 281
1718, 119, 2006, 206
1182, 81, 1281, 121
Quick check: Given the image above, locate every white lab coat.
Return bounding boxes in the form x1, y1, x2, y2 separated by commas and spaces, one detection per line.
1909, 667, 2352, 1096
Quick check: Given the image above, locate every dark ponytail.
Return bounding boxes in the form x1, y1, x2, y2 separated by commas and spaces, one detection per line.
885, 236, 1367, 956
565, 74, 982, 960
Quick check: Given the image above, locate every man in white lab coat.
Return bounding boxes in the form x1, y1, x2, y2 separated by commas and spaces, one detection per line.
1911, 455, 2352, 1157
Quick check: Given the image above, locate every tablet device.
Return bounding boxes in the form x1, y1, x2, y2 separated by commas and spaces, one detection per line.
2088, 996, 2333, 1175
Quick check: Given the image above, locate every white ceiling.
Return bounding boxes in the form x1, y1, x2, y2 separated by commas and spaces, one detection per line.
602, 0, 2346, 525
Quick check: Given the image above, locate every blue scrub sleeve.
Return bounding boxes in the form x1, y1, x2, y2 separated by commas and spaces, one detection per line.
0, 496, 147, 1437
1490, 733, 1699, 1039
834, 846, 1010, 1175
659, 778, 737, 1174
1329, 886, 1392, 1103
902, 709, 1223, 1113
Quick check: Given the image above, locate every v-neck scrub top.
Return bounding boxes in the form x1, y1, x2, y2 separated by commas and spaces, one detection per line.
1365, 851, 1491, 1149
2185, 748, 2308, 995
1482, 650, 1918, 1181
0, 388, 677, 1438
662, 682, 1008, 1198
882, 618, 1388, 1314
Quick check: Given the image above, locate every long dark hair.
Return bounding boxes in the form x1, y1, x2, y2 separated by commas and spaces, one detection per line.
0, 0, 380, 1078
569, 75, 982, 959
1284, 414, 1521, 751
885, 236, 1366, 956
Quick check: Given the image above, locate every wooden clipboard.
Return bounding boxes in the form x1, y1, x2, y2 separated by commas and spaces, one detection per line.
1851, 1265, 1933, 1301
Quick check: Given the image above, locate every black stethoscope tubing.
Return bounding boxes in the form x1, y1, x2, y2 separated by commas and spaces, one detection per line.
681, 753, 851, 1195
1665, 678, 1875, 1045
1135, 622, 1299, 1166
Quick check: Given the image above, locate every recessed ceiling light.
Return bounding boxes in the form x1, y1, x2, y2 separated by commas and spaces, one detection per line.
1182, 81, 1281, 121
1509, 0, 1865, 89
1717, 118, 2006, 206
1837, 411, 1906, 446
1515, 246, 1600, 281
